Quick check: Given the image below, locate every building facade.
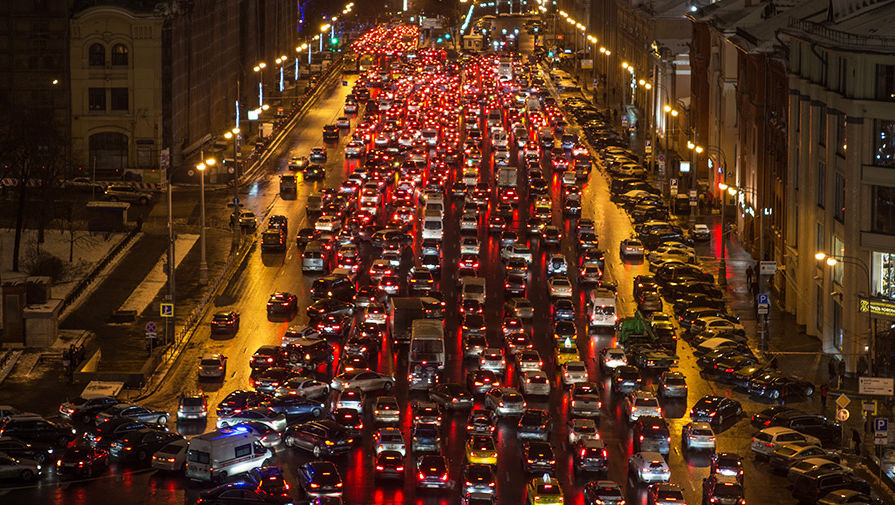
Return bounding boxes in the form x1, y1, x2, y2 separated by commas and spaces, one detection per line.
783, 0, 895, 372
70, 5, 164, 180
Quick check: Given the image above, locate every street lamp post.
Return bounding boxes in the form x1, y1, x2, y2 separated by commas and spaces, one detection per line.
196, 155, 215, 285
687, 140, 703, 224
223, 127, 241, 250
717, 182, 736, 286
252, 62, 266, 107
816, 252, 875, 374
320, 25, 331, 52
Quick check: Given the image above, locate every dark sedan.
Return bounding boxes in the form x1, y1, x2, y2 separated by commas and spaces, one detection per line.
55, 446, 109, 479
429, 383, 474, 409
690, 395, 743, 427
262, 397, 326, 421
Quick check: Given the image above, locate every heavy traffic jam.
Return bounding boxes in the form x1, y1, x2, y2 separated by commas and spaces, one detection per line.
0, 21, 882, 505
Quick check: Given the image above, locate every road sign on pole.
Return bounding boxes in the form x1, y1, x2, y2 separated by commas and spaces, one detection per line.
160, 303, 174, 318
836, 408, 850, 422
836, 394, 850, 409
145, 321, 157, 333
875, 418, 888, 445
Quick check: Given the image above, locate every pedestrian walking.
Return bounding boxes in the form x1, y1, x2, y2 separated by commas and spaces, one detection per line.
820, 382, 829, 412
746, 265, 754, 288
852, 428, 862, 456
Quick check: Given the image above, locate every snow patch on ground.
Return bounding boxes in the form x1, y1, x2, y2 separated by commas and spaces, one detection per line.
118, 234, 198, 315
0, 228, 126, 301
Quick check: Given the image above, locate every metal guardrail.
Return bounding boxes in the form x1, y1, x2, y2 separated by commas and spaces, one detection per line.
59, 228, 140, 314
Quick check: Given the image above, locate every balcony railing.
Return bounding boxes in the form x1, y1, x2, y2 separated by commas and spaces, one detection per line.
787, 18, 895, 51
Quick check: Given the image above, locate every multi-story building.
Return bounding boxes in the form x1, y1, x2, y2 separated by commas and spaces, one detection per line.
783, 0, 895, 371
70, 4, 164, 180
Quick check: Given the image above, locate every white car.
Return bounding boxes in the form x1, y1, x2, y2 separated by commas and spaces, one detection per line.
274, 377, 330, 400
568, 418, 599, 445
314, 215, 341, 232
493, 145, 511, 165
480, 348, 506, 373
561, 171, 577, 187
546, 254, 568, 275
601, 348, 628, 370
460, 237, 481, 255
520, 370, 551, 396
0, 453, 40, 481
692, 223, 711, 240
368, 260, 392, 282
681, 422, 716, 451
751, 427, 821, 457
548, 276, 573, 298
151, 439, 187, 471
460, 213, 479, 231
620, 239, 645, 258
561, 361, 588, 386
359, 188, 380, 206
375, 427, 406, 456
372, 396, 401, 424
216, 407, 287, 432
648, 245, 697, 267
628, 451, 671, 483
500, 244, 533, 264
345, 140, 366, 157
363, 303, 388, 326
515, 350, 543, 373
483, 387, 526, 417
334, 388, 365, 413
625, 391, 662, 422
569, 383, 602, 417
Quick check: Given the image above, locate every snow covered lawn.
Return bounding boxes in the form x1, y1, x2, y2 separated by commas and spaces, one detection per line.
0, 228, 127, 301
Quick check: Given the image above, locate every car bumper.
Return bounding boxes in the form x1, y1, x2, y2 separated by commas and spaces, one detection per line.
374, 413, 400, 424
638, 471, 671, 483
571, 405, 601, 417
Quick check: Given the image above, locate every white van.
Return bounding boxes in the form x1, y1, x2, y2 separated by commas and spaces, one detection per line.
422, 209, 444, 240
588, 288, 618, 328
461, 276, 486, 304
185, 428, 271, 482
424, 201, 444, 219
302, 240, 326, 273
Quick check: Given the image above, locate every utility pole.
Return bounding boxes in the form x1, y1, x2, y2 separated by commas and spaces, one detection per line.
165, 164, 175, 347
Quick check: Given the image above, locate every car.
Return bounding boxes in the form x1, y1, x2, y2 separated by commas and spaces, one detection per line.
633, 416, 671, 455
367, 395, 400, 425
484, 387, 526, 416
266, 292, 298, 314
611, 365, 642, 394
429, 383, 474, 410
626, 391, 661, 422
411, 422, 441, 453
480, 348, 507, 373
215, 390, 271, 416
600, 348, 628, 371
517, 409, 551, 441
94, 402, 170, 427
465, 435, 498, 465
416, 454, 450, 489
150, 439, 187, 472
690, 395, 743, 426
463, 463, 497, 496
196, 481, 293, 505
702, 475, 745, 505
0, 436, 50, 464
210, 310, 240, 334
108, 428, 183, 465
770, 442, 841, 472
275, 376, 330, 400
283, 419, 354, 456
467, 369, 501, 395
562, 360, 588, 386
55, 445, 109, 479
628, 451, 671, 484
249, 345, 280, 372
768, 411, 842, 447
711, 452, 745, 481
692, 223, 711, 240
751, 405, 801, 428
525, 474, 563, 504
198, 353, 228, 380
751, 426, 822, 457
657, 370, 688, 398
500, 243, 533, 263
59, 396, 118, 423
288, 156, 310, 171
411, 401, 442, 427
466, 409, 497, 436
104, 184, 153, 204
682, 421, 716, 451
331, 370, 395, 392
374, 450, 405, 481
551, 298, 576, 321
251, 367, 298, 394
647, 483, 686, 505
569, 382, 602, 418
520, 370, 551, 397
584, 480, 625, 505
309, 147, 327, 162
374, 427, 406, 456
547, 276, 573, 298
216, 407, 287, 432
793, 470, 872, 504
818, 489, 882, 505
522, 441, 556, 473
788, 458, 854, 483
0, 415, 76, 447
236, 210, 258, 229
299, 460, 343, 497
262, 396, 325, 420
0, 453, 41, 481
568, 418, 599, 445
620, 238, 645, 259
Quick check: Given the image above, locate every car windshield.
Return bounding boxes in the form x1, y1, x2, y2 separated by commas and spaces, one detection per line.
714, 483, 744, 497
200, 359, 220, 366
181, 397, 204, 407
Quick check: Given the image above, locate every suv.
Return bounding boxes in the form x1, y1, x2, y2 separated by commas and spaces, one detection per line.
0, 415, 76, 447
283, 420, 354, 457
59, 396, 118, 423
792, 469, 871, 504
625, 391, 661, 422
633, 416, 671, 455
279, 338, 335, 370
104, 184, 153, 204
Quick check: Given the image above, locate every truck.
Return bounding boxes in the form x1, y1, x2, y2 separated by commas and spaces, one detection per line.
388, 297, 429, 346
410, 319, 445, 369
616, 311, 659, 347
497, 166, 518, 188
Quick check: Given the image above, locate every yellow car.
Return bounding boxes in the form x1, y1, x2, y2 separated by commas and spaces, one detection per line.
526, 474, 564, 505
465, 434, 498, 465
554, 343, 580, 366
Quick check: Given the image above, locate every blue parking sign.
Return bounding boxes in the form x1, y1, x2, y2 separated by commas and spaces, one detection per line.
876, 418, 888, 432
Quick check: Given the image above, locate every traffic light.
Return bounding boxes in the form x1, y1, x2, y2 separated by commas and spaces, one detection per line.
330, 36, 339, 46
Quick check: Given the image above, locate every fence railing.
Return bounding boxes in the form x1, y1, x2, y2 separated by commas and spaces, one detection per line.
59, 228, 140, 315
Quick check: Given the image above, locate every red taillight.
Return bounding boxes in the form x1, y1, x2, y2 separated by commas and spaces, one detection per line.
418, 472, 426, 480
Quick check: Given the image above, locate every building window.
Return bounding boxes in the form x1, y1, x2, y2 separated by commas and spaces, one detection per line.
874, 119, 895, 167
88, 43, 105, 67
873, 185, 895, 234
89, 132, 128, 172
818, 108, 826, 146
817, 161, 825, 208
876, 64, 895, 101
110, 88, 128, 111
834, 172, 845, 223
88, 88, 105, 111
816, 284, 824, 331
816, 222, 824, 254
872, 251, 895, 299
832, 235, 844, 285
836, 115, 846, 156
838, 57, 848, 94
111, 44, 128, 66
832, 301, 842, 350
